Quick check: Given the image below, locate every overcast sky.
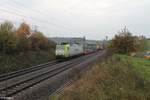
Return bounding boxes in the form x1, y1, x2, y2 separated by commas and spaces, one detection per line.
0, 0, 149, 40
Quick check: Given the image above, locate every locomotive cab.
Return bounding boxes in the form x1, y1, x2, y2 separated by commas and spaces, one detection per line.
55, 44, 70, 58
55, 43, 84, 58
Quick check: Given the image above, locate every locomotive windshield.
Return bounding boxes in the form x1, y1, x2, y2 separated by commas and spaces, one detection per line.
56, 45, 65, 50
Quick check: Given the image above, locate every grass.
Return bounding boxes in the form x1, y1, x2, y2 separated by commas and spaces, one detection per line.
0, 50, 55, 74
51, 54, 150, 100
118, 55, 150, 81
144, 39, 150, 51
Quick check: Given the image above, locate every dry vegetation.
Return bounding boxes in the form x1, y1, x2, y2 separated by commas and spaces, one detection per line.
110, 27, 146, 54
52, 55, 150, 100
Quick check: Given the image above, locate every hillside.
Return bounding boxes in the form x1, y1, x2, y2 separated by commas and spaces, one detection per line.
0, 50, 55, 74
52, 54, 150, 100
0, 21, 56, 75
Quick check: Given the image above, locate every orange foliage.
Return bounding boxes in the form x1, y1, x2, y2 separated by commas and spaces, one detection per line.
16, 22, 31, 37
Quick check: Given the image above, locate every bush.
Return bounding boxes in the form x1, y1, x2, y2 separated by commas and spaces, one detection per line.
28, 32, 55, 51
110, 27, 145, 54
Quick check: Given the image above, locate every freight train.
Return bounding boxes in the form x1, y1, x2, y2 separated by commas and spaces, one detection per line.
55, 42, 102, 58
55, 43, 84, 58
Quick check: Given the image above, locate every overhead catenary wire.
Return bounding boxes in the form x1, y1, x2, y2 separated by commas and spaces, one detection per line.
0, 0, 88, 36
0, 8, 76, 33
0, 13, 74, 36
4, 0, 76, 32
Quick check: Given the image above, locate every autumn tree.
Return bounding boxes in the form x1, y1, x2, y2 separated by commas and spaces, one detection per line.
29, 32, 55, 50
16, 22, 31, 37
0, 21, 55, 54
16, 22, 31, 51
111, 27, 142, 54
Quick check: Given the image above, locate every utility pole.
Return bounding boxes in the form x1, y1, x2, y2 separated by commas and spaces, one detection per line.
34, 25, 38, 32
83, 36, 86, 51
123, 26, 128, 33
106, 36, 108, 41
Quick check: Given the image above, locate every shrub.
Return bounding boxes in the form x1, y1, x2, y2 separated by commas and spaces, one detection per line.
111, 27, 145, 54
29, 32, 54, 50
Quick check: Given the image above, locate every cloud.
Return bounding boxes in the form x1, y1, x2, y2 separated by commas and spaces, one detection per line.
0, 0, 149, 39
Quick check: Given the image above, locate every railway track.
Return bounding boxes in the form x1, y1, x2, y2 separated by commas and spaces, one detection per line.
0, 60, 61, 82
0, 52, 97, 98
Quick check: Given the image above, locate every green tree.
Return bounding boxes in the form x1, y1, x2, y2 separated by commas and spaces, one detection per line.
0, 21, 16, 53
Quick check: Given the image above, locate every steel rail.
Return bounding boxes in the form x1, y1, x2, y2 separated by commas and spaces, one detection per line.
0, 60, 61, 82
0, 52, 98, 97
0, 54, 92, 95
7, 60, 80, 97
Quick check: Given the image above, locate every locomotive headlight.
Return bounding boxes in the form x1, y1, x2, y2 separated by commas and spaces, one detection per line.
56, 50, 65, 55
